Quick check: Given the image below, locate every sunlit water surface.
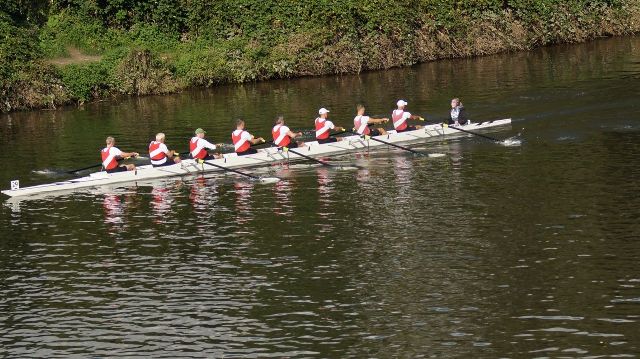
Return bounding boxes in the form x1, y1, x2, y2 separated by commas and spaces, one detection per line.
1, 36, 639, 357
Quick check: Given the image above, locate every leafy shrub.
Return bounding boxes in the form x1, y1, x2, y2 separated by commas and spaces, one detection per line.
59, 62, 113, 102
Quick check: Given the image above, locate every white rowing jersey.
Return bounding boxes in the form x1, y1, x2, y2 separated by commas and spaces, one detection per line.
272, 124, 291, 147
315, 117, 335, 139
392, 109, 411, 130
354, 115, 370, 135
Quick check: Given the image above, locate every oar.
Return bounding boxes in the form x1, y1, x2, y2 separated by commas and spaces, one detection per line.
67, 163, 102, 174
442, 123, 504, 144
416, 112, 506, 144
66, 155, 142, 174
346, 130, 442, 157
202, 160, 280, 183
283, 147, 361, 169
252, 139, 274, 148
298, 129, 348, 138
283, 147, 336, 167
255, 129, 349, 148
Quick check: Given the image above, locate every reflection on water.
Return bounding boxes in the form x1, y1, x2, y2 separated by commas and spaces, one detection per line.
1, 36, 640, 357
273, 169, 293, 217
189, 176, 213, 215
233, 180, 254, 224
151, 184, 173, 222
103, 193, 127, 233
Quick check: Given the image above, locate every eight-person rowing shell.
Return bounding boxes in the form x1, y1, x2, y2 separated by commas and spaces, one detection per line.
104, 98, 448, 172
272, 115, 304, 148
315, 108, 345, 143
392, 99, 424, 132
353, 104, 388, 136
149, 132, 181, 167
101, 136, 139, 173
232, 119, 265, 156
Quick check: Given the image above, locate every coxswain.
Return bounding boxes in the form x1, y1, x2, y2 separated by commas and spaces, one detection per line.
101, 136, 139, 173
232, 119, 264, 156
315, 108, 345, 144
354, 104, 388, 136
272, 115, 304, 148
190, 128, 220, 160
448, 98, 468, 126
392, 100, 423, 132
149, 132, 181, 167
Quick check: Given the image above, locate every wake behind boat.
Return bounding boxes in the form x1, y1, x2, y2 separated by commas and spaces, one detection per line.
1, 120, 511, 198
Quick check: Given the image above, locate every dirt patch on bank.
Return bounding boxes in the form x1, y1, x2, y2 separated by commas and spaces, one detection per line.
47, 47, 102, 66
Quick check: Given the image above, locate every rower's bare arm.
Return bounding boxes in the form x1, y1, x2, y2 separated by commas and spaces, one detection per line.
370, 117, 389, 124
121, 151, 139, 158
287, 130, 301, 138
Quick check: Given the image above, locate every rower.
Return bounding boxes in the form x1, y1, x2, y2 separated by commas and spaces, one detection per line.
149, 132, 181, 167
232, 119, 264, 156
101, 136, 139, 173
315, 108, 345, 144
190, 128, 220, 160
448, 98, 468, 126
392, 99, 423, 132
272, 115, 304, 148
354, 104, 388, 136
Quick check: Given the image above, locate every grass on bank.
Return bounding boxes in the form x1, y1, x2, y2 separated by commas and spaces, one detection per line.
1, 0, 639, 112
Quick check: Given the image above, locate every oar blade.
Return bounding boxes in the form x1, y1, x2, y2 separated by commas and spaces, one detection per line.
257, 177, 281, 184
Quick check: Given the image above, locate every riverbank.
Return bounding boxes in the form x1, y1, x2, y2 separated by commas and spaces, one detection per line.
1, 0, 639, 113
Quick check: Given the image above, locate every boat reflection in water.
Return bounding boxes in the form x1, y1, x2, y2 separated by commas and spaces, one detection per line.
150, 183, 176, 224
273, 179, 292, 216
393, 156, 413, 188
103, 193, 126, 233
234, 180, 254, 224
316, 164, 337, 219
353, 152, 371, 184
189, 176, 216, 217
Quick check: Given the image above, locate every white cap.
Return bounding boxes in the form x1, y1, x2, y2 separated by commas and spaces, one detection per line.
318, 108, 330, 115
396, 99, 408, 107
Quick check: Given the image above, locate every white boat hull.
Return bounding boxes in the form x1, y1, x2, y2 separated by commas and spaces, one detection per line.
1, 120, 511, 198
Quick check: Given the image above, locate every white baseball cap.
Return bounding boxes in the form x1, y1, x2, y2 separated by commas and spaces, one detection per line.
396, 99, 408, 107
318, 108, 330, 115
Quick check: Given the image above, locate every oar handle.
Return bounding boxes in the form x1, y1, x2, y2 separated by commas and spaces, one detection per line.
202, 160, 260, 180
67, 163, 102, 174
285, 147, 334, 167
348, 130, 424, 155
253, 139, 274, 147
66, 155, 136, 174
441, 123, 503, 143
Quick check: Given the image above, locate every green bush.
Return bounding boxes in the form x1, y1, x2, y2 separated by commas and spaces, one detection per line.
1, 0, 639, 112
59, 62, 113, 102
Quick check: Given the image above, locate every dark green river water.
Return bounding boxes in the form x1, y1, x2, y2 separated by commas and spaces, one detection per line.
1, 36, 639, 358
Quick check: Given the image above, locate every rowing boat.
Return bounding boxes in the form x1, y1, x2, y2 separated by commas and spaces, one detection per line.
1, 120, 511, 198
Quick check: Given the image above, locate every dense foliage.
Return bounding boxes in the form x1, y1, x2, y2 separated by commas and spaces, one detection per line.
1, 0, 638, 112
